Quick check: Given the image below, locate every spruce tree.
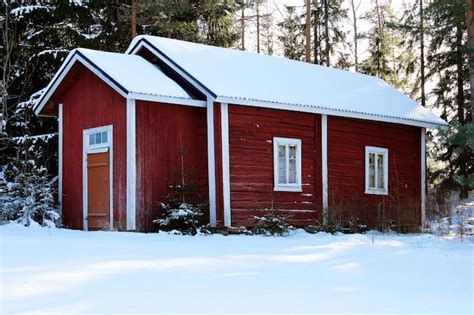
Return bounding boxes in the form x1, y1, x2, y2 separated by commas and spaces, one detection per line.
396, 0, 428, 102
426, 0, 473, 198
310, 0, 348, 67
280, 6, 304, 61
136, 0, 239, 47
360, 0, 414, 91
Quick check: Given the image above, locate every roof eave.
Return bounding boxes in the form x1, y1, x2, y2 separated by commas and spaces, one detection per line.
215, 96, 449, 130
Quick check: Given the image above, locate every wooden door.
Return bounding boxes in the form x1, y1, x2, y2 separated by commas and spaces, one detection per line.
87, 151, 110, 230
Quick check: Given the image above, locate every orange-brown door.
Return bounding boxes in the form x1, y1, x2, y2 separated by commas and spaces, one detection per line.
87, 151, 110, 230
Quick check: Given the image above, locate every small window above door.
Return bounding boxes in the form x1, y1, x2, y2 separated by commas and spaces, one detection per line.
89, 131, 108, 146
84, 125, 112, 151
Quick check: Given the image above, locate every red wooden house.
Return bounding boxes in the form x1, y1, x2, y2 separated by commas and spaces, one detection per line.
34, 36, 448, 231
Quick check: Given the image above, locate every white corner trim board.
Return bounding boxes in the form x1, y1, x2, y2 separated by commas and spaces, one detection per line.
207, 98, 217, 226
126, 98, 137, 231
421, 127, 426, 228
82, 125, 114, 231
221, 103, 231, 227
58, 103, 63, 217
321, 115, 328, 224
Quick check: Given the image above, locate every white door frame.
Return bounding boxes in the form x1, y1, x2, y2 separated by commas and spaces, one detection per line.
82, 125, 114, 231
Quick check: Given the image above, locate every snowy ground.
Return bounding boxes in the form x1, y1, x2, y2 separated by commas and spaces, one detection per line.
1, 225, 472, 315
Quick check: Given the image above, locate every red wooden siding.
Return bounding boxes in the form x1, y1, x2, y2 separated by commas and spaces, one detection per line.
135, 101, 208, 231
228, 105, 322, 226
327, 116, 421, 228
60, 66, 127, 230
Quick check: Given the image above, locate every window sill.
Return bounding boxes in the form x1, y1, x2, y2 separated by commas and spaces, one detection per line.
274, 185, 302, 192
365, 189, 388, 196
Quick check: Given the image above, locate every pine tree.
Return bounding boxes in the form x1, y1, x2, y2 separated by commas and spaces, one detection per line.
280, 6, 304, 61
427, 0, 472, 198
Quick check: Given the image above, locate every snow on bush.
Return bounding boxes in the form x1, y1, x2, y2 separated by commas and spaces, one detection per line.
0, 163, 59, 227
154, 201, 205, 235
254, 208, 293, 236
0, 93, 59, 227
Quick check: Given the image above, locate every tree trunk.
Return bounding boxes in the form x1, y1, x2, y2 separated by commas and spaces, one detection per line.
131, 0, 137, 39
241, 6, 245, 50
305, 0, 311, 62
323, 0, 330, 66
466, 0, 474, 123
313, 0, 319, 64
350, 0, 359, 72
420, 0, 426, 107
2, 3, 10, 135
375, 0, 383, 77
256, 0, 260, 53
456, 24, 469, 199
456, 26, 466, 125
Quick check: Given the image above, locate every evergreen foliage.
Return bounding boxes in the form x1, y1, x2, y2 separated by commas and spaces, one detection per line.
254, 208, 293, 236
136, 0, 239, 47
153, 184, 208, 235
426, 0, 472, 198
360, 0, 414, 91
311, 0, 348, 67
279, 6, 304, 61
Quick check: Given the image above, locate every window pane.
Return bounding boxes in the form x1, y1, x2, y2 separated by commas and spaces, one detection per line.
289, 158, 296, 183
288, 145, 297, 183
289, 145, 296, 159
377, 154, 384, 189
278, 145, 286, 184
89, 134, 95, 145
95, 132, 101, 144
102, 131, 108, 143
278, 145, 285, 158
369, 153, 375, 188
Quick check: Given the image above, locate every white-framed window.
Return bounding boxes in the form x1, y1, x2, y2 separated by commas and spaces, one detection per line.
273, 137, 302, 192
365, 146, 388, 195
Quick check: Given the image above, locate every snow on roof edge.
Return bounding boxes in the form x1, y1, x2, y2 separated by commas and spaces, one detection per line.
216, 95, 449, 129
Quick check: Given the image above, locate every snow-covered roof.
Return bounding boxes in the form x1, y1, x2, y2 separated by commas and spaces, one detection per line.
127, 36, 448, 128
35, 48, 200, 115
75, 49, 191, 99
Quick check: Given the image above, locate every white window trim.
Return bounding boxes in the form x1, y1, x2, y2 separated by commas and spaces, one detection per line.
82, 125, 114, 231
273, 137, 302, 192
365, 146, 389, 195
